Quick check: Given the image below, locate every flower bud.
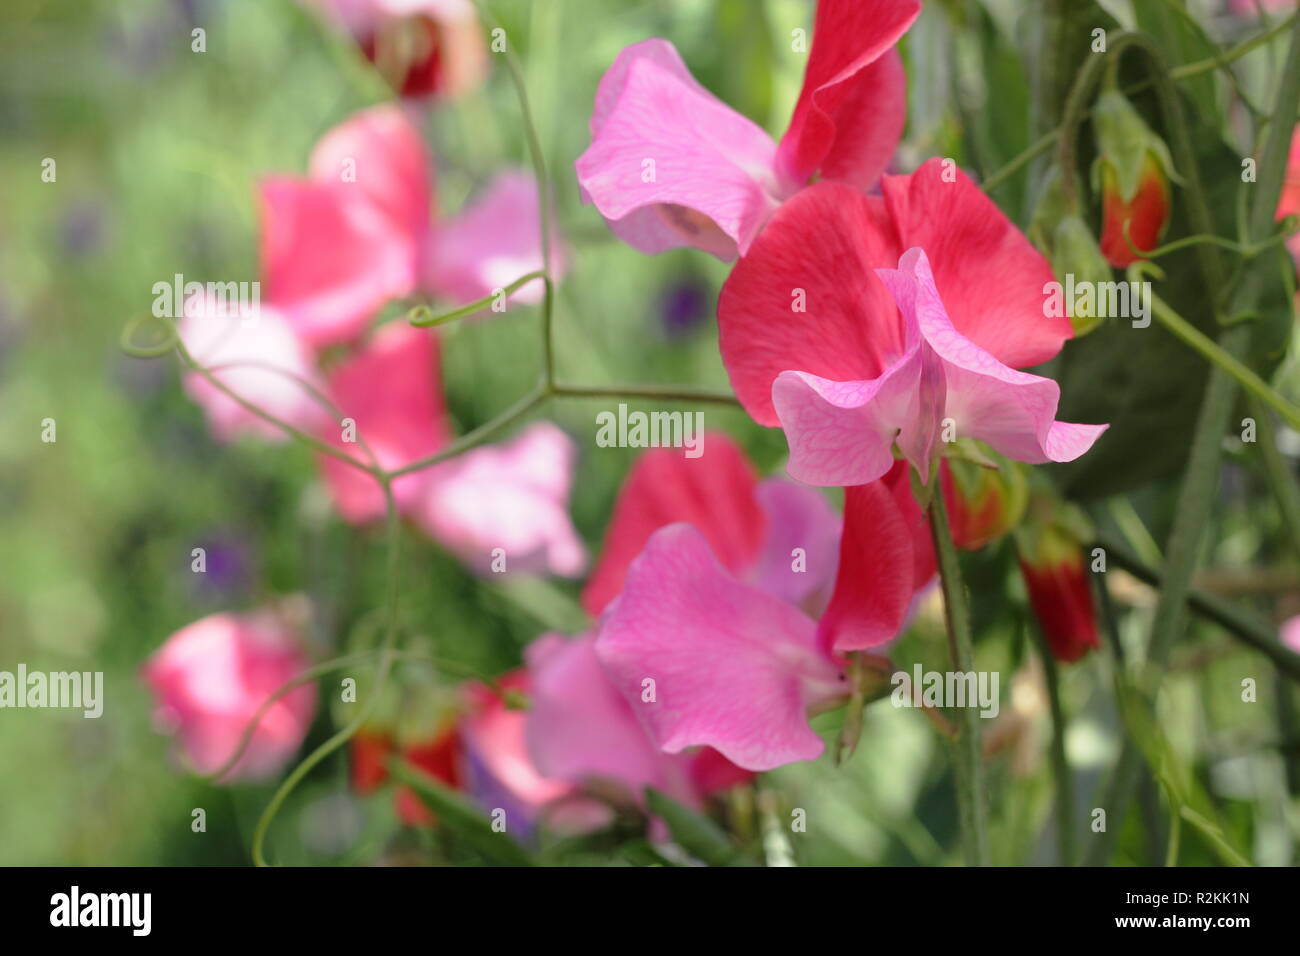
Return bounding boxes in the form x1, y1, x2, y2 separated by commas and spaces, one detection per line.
1016, 510, 1100, 663
940, 453, 1029, 551
1091, 89, 1175, 267
1050, 215, 1114, 336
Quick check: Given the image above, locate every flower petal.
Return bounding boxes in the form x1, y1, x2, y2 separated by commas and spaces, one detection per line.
776, 0, 919, 188
595, 524, 844, 771
879, 158, 1070, 368
575, 38, 783, 260
581, 432, 766, 615
718, 182, 903, 425
749, 477, 841, 611
878, 247, 1108, 466
817, 480, 916, 652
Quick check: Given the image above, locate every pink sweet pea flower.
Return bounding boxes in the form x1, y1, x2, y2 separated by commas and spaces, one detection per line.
580, 432, 841, 617
1282, 616, 1300, 656
415, 421, 587, 577
524, 632, 753, 810
773, 247, 1108, 487
575, 0, 920, 260
424, 170, 562, 309
304, 0, 487, 100
1275, 126, 1300, 268
317, 323, 452, 522
142, 609, 316, 781
261, 105, 433, 348
591, 460, 932, 771
177, 293, 327, 442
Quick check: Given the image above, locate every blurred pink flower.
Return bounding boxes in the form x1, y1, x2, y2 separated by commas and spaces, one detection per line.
575, 0, 920, 260
1275, 125, 1300, 267
773, 248, 1107, 487
178, 294, 327, 442
261, 104, 433, 348
317, 323, 452, 522
1282, 616, 1300, 655
424, 170, 562, 310
142, 609, 316, 781
303, 0, 487, 100
416, 421, 587, 577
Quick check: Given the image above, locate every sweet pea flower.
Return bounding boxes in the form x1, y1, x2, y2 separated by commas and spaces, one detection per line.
262, 105, 433, 348
317, 323, 452, 522
594, 472, 926, 771
415, 422, 587, 578
581, 432, 842, 617
772, 247, 1108, 487
177, 293, 328, 442
718, 160, 1104, 486
575, 0, 920, 260
424, 170, 562, 309
262, 106, 561, 347
1282, 616, 1300, 656
142, 608, 316, 781
304, 0, 487, 100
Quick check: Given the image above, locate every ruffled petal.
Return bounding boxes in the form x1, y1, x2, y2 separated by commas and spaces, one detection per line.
749, 478, 841, 611
595, 524, 844, 771
575, 38, 783, 260
776, 0, 919, 188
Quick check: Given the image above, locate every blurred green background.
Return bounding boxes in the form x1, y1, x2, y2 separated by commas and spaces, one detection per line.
1, 0, 1297, 866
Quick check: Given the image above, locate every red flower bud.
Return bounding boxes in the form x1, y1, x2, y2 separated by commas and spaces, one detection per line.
1016, 518, 1100, 663
1098, 152, 1170, 267
940, 454, 1028, 551
394, 721, 464, 827
350, 728, 393, 795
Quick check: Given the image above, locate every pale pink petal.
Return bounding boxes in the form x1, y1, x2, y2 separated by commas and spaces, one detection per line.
142, 610, 316, 782
415, 422, 587, 577
575, 38, 784, 260
1282, 616, 1300, 655
749, 478, 841, 611
178, 294, 326, 442
595, 524, 845, 771
878, 248, 1108, 466
424, 170, 562, 310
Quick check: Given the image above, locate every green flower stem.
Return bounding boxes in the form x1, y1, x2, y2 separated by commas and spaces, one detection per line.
252, 479, 403, 867
1138, 279, 1300, 430
1031, 620, 1076, 866
550, 383, 740, 406
926, 490, 990, 866
389, 384, 549, 478
408, 270, 547, 328
1086, 11, 1300, 866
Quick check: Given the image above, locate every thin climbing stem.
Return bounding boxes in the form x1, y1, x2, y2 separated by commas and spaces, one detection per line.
408, 270, 547, 328
1031, 621, 1076, 866
251, 479, 404, 866
926, 489, 990, 866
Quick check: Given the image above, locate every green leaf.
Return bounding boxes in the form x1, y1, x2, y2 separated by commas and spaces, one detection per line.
644, 788, 757, 866
388, 759, 536, 866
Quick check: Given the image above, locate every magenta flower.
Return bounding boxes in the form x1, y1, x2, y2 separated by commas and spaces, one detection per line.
717, 161, 1105, 485
177, 293, 327, 442
261, 105, 433, 348
261, 109, 560, 349
581, 432, 841, 617
415, 422, 588, 578
316, 323, 452, 521
142, 608, 316, 781
593, 473, 923, 772
774, 247, 1108, 486
575, 0, 920, 260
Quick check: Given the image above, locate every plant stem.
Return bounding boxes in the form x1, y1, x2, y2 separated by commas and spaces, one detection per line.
408, 271, 547, 327
1032, 621, 1076, 865
926, 490, 990, 866
1250, 397, 1300, 560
